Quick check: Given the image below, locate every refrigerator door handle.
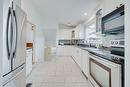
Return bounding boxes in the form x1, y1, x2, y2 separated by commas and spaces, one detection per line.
12, 10, 18, 58
6, 7, 13, 60
3, 66, 24, 86
9, 8, 16, 60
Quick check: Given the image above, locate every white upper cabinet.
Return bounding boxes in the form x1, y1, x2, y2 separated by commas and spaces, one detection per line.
57, 29, 72, 40
101, 0, 125, 17
75, 24, 85, 39
74, 26, 79, 39
79, 24, 85, 39
57, 24, 85, 40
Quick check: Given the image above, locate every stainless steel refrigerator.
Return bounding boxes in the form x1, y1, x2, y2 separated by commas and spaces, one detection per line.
3, 1, 27, 87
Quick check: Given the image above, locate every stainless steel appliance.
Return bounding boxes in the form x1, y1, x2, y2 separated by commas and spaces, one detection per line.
3, 1, 27, 87
102, 5, 124, 34
88, 38, 125, 87
111, 39, 124, 47
110, 39, 125, 87
88, 53, 124, 87
110, 39, 124, 57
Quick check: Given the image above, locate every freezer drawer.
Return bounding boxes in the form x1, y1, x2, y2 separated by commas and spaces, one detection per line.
3, 66, 26, 87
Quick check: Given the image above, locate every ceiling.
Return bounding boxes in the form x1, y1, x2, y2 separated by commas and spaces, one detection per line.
30, 0, 102, 29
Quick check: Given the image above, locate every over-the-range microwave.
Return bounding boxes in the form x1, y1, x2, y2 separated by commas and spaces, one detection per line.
102, 5, 124, 34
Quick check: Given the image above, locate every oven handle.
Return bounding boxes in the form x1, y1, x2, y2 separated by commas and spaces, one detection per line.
90, 54, 118, 68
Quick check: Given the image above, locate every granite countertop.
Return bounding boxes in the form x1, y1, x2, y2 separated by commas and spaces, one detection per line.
74, 45, 124, 64
26, 47, 33, 50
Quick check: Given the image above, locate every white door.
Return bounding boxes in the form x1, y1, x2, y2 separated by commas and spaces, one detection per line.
12, 6, 27, 70
3, 0, 13, 76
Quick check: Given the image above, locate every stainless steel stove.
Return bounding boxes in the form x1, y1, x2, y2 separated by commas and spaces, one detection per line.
110, 39, 125, 87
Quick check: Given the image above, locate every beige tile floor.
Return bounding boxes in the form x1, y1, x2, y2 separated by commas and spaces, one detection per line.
26, 56, 88, 87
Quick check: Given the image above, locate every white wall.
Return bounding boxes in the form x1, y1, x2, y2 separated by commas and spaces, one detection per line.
125, 1, 130, 87
102, 34, 124, 47
21, 0, 43, 29
14, 0, 21, 7
26, 21, 34, 43
0, 0, 3, 86
21, 0, 45, 62
44, 29, 57, 47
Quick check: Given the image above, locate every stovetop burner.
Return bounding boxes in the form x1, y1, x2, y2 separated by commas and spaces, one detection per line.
87, 48, 124, 64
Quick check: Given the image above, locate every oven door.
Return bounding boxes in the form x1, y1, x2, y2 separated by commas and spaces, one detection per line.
89, 58, 111, 87
89, 54, 121, 87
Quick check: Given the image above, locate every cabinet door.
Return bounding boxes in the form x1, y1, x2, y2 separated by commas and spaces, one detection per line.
73, 47, 78, 63
75, 27, 80, 39
71, 46, 75, 58
72, 47, 77, 60
57, 29, 72, 39
79, 49, 82, 68
56, 46, 72, 57
82, 50, 89, 77
75, 48, 82, 68
79, 25, 85, 39
74, 24, 85, 39
63, 46, 72, 56
56, 46, 64, 56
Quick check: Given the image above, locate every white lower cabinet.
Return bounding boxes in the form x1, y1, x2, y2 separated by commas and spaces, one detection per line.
71, 47, 89, 76
82, 50, 89, 77
76, 48, 82, 69
56, 46, 65, 56
56, 46, 72, 57
26, 49, 33, 76
71, 47, 82, 69
57, 46, 89, 78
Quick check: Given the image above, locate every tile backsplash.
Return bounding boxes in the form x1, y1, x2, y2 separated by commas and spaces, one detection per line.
58, 33, 124, 48
84, 33, 124, 47
102, 33, 124, 47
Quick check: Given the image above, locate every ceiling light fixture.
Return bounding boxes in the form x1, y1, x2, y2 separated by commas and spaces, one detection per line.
84, 13, 88, 16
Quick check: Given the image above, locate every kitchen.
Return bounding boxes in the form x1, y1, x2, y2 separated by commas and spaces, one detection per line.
0, 0, 130, 87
